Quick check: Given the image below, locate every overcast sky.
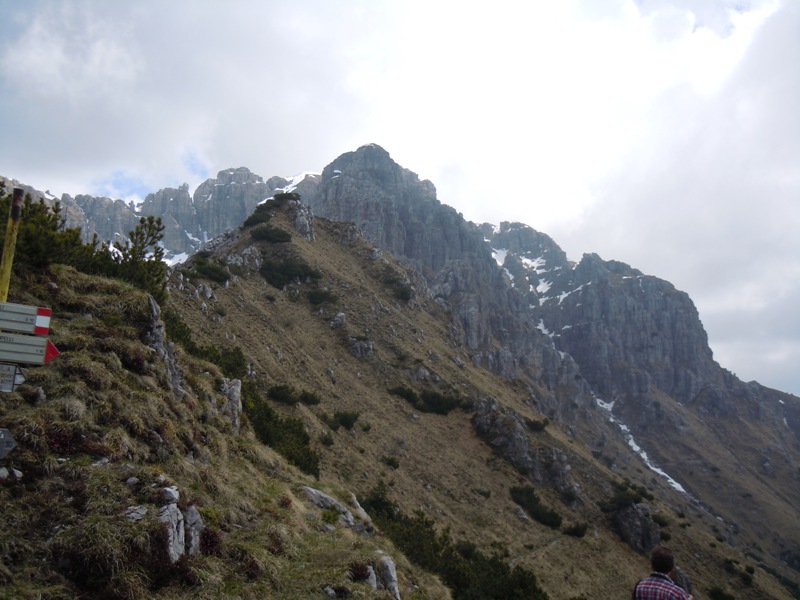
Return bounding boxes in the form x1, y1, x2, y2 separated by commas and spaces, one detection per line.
1, 0, 798, 395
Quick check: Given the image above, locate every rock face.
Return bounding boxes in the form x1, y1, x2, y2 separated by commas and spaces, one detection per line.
472, 397, 578, 500
305, 145, 580, 393
12, 167, 316, 264
139, 184, 198, 254
221, 379, 243, 435
192, 167, 272, 242
158, 504, 185, 563
64, 194, 141, 245
613, 503, 661, 554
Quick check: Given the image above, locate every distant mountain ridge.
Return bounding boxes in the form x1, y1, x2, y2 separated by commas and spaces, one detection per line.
3, 144, 799, 594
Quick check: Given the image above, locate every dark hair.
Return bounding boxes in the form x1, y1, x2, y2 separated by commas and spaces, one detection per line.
650, 546, 675, 574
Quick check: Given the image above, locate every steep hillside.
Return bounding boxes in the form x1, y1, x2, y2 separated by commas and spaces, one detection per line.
3, 144, 800, 598
484, 221, 800, 586
159, 197, 794, 599
0, 264, 451, 599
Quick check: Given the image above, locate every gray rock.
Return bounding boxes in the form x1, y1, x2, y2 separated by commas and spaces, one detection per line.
348, 337, 375, 359
366, 565, 378, 589
158, 504, 185, 563
330, 312, 346, 328
125, 505, 147, 522
302, 486, 355, 527
163, 486, 180, 504
221, 378, 243, 435
671, 566, 693, 595
376, 555, 401, 600
613, 503, 660, 554
184, 505, 204, 555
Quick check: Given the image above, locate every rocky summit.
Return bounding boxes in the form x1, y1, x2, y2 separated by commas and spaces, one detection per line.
0, 145, 798, 600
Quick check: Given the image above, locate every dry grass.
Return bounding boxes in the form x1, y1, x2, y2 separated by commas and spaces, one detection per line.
1, 207, 796, 599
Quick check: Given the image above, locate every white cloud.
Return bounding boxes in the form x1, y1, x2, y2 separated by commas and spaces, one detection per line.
0, 0, 797, 394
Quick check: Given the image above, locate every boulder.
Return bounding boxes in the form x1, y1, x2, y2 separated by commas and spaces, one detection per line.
184, 505, 204, 556
158, 504, 185, 563
613, 503, 661, 554
376, 555, 401, 600
302, 486, 355, 527
221, 378, 243, 435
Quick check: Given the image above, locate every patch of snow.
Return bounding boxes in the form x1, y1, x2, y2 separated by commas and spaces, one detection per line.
521, 256, 548, 274
561, 325, 572, 330
167, 252, 190, 266
784, 417, 789, 428
276, 171, 320, 194
492, 248, 508, 266
536, 279, 552, 294
184, 230, 201, 243
594, 395, 686, 493
504, 268, 515, 284
536, 319, 553, 337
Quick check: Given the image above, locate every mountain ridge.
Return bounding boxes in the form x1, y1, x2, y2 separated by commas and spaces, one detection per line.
2, 144, 799, 598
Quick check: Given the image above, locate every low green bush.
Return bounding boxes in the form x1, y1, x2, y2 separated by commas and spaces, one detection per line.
242, 381, 319, 477
388, 386, 465, 415
241, 204, 272, 228
260, 258, 321, 289
251, 225, 291, 243
361, 482, 548, 600
306, 289, 337, 305
510, 486, 562, 529
562, 522, 588, 538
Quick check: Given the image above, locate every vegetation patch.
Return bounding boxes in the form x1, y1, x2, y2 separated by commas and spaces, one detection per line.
162, 310, 247, 377
260, 257, 321, 289
251, 224, 292, 243
241, 203, 273, 228
388, 385, 466, 415
525, 417, 549, 432
242, 381, 320, 477
266, 384, 321, 406
185, 253, 229, 283
510, 485, 563, 529
599, 479, 654, 513
320, 411, 360, 431
361, 482, 549, 599
562, 522, 588, 538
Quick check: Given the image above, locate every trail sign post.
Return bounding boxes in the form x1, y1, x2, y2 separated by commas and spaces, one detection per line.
0, 302, 52, 335
0, 428, 16, 459
0, 332, 59, 365
0, 363, 24, 392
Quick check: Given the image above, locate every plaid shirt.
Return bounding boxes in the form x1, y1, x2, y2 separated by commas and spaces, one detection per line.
633, 572, 690, 600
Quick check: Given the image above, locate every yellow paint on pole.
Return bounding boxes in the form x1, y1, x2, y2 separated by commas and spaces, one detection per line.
0, 188, 24, 302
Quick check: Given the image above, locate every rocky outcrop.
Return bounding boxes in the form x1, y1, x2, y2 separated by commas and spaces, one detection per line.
192, 167, 272, 239
144, 295, 186, 400
302, 486, 356, 527
221, 379, 243, 435
158, 503, 185, 563
307, 145, 583, 393
613, 503, 661, 554
139, 184, 199, 254
376, 555, 401, 600
67, 193, 141, 245
472, 397, 578, 500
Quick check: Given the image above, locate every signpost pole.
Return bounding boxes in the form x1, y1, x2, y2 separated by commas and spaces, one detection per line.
0, 188, 24, 302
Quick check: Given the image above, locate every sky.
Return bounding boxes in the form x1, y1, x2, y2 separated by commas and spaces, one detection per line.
0, 0, 798, 395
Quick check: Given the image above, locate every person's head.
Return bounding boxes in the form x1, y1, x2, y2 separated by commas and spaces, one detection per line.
650, 546, 675, 574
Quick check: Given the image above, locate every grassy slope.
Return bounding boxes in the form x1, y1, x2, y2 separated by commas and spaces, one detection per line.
0, 266, 449, 599
0, 202, 793, 599
166, 207, 794, 600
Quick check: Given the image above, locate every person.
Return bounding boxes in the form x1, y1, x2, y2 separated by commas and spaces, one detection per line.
632, 546, 693, 600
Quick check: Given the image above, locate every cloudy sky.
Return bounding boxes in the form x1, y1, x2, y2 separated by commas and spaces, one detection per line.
1, 0, 798, 395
